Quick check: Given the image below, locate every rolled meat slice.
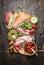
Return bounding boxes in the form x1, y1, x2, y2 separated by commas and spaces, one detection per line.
17, 28, 30, 35
14, 35, 33, 45
14, 37, 25, 45
4, 11, 18, 29
4, 11, 15, 24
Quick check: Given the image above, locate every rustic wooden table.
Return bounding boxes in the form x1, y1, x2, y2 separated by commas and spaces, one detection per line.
0, 0, 44, 65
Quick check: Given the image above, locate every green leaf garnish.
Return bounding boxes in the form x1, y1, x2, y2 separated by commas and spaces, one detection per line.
18, 7, 23, 12
21, 22, 32, 30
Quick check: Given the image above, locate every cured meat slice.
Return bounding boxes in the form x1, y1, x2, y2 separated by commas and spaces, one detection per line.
4, 11, 15, 24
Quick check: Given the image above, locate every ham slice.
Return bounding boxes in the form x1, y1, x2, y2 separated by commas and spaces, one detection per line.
14, 35, 33, 45
4, 11, 15, 24
17, 28, 30, 35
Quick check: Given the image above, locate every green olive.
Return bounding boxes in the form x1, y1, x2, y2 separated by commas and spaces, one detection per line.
7, 29, 18, 41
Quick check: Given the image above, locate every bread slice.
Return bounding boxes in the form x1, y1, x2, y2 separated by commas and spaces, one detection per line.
13, 12, 31, 28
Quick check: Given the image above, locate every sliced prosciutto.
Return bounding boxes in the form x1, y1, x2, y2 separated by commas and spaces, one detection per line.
14, 35, 33, 45
17, 28, 35, 35
4, 11, 18, 29
4, 11, 15, 24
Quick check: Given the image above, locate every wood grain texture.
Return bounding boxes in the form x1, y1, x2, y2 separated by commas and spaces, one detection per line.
0, 0, 44, 65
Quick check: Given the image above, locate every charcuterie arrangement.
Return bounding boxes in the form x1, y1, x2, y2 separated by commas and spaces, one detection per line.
4, 7, 39, 56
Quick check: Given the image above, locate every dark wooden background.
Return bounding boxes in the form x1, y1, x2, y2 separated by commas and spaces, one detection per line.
0, 0, 44, 65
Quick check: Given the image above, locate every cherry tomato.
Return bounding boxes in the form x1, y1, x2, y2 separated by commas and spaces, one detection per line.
32, 25, 37, 29
29, 29, 35, 35
27, 49, 32, 54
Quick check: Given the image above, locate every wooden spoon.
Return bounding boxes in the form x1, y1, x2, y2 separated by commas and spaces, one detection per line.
31, 48, 38, 56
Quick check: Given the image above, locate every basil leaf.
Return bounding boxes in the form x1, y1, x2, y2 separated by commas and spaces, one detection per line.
18, 7, 23, 12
